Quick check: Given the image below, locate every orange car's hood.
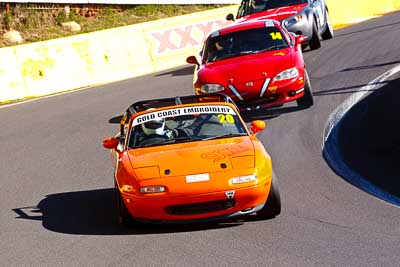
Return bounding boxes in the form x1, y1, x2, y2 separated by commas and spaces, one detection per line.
127, 137, 255, 180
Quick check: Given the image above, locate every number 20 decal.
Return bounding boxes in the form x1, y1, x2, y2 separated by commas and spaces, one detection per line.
218, 114, 235, 123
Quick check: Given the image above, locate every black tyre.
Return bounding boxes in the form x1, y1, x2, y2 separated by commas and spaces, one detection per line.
256, 175, 281, 219
309, 20, 321, 50
321, 9, 334, 40
115, 182, 136, 226
296, 70, 314, 108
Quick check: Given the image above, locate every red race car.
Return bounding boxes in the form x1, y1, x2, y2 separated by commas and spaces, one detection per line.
186, 19, 313, 112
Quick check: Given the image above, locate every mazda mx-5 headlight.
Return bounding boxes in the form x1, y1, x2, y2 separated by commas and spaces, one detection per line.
230, 175, 257, 184
284, 14, 303, 27
274, 67, 299, 81
139, 185, 166, 194
200, 83, 224, 93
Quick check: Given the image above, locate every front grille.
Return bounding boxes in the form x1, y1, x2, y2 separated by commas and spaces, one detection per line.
165, 199, 235, 215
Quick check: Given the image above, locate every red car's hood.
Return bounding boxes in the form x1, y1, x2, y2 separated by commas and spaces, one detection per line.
238, 3, 307, 22
127, 137, 255, 180
199, 49, 293, 84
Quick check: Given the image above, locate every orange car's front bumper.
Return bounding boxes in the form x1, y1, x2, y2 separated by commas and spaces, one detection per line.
121, 181, 271, 223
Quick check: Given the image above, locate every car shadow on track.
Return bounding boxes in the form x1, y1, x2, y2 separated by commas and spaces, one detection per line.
339, 60, 400, 72
155, 65, 195, 77
241, 104, 311, 122
313, 80, 393, 96
11, 188, 268, 235
334, 20, 400, 38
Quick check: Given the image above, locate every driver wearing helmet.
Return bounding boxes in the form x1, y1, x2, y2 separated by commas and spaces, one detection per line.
137, 116, 198, 147
138, 117, 174, 145
141, 118, 170, 137
250, 0, 266, 10
210, 37, 233, 61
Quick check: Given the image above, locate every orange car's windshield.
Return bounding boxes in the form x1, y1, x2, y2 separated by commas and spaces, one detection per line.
128, 106, 248, 148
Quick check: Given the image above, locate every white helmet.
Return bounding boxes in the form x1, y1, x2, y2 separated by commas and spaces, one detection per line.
141, 118, 165, 136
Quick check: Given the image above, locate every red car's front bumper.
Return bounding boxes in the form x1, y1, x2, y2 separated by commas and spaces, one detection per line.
237, 87, 305, 111
196, 75, 306, 111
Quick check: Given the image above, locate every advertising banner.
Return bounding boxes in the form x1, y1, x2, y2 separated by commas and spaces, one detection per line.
0, 0, 241, 3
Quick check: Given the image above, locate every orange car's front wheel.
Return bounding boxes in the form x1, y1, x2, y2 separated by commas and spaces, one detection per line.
115, 182, 137, 227
256, 176, 281, 219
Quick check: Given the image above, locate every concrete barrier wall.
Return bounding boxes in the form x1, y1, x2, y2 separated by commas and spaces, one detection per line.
1, 2, 400, 103
0, 5, 237, 103
141, 6, 236, 72
0, 47, 28, 101
327, 0, 400, 27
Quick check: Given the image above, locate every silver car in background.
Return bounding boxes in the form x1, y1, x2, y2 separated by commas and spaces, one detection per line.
227, 0, 334, 50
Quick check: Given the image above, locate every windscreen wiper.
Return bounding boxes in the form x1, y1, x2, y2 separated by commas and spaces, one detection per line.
203, 133, 248, 141
259, 45, 288, 52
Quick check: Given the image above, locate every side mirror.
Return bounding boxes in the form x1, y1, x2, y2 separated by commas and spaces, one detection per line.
295, 35, 306, 46
186, 56, 199, 66
102, 137, 119, 150
226, 13, 235, 21
250, 120, 266, 134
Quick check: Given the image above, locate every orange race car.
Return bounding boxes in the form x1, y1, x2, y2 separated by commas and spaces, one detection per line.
102, 94, 280, 225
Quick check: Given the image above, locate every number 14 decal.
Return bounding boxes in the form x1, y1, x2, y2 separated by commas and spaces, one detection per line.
270, 32, 282, 40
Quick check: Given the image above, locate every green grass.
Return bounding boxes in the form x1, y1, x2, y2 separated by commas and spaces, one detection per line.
0, 4, 227, 47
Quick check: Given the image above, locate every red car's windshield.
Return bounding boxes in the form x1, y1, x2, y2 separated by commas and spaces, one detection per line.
204, 26, 289, 63
238, 0, 307, 17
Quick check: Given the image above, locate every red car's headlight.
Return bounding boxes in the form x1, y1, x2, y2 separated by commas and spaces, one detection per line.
274, 67, 299, 81
200, 84, 224, 93
284, 14, 303, 27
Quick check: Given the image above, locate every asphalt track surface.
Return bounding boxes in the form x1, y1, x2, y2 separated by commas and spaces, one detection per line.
1, 11, 400, 266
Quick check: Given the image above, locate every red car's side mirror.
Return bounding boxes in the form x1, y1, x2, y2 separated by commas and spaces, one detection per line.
250, 120, 266, 134
186, 56, 199, 66
226, 13, 235, 21
102, 137, 119, 150
295, 35, 306, 46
